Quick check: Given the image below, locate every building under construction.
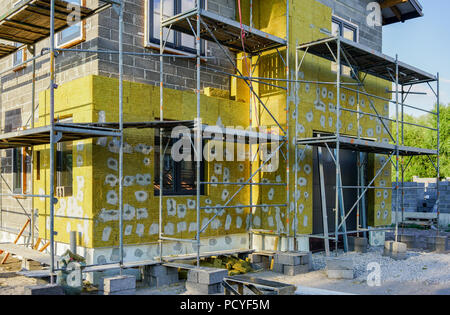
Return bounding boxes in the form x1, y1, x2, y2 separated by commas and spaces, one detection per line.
0, 0, 442, 289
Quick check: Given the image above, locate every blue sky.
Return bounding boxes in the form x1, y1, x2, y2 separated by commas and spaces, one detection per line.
382, 0, 449, 117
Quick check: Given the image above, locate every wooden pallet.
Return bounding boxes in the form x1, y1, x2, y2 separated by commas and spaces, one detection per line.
401, 217, 437, 227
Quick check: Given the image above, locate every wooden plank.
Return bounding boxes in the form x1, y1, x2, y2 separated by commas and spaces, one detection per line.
0, 243, 56, 265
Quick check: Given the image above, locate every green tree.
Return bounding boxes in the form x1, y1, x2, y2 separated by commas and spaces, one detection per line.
392, 103, 449, 182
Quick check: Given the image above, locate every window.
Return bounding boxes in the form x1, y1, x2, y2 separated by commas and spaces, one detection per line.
10, 148, 31, 195
154, 129, 205, 195
12, 43, 26, 71
55, 0, 85, 48
36, 151, 41, 181
145, 0, 205, 54
56, 118, 73, 196
331, 17, 358, 77
260, 53, 284, 96
4, 109, 22, 133
56, 142, 73, 196
12, 148, 23, 194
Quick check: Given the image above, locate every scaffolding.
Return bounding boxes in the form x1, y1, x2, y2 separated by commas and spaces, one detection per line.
0, 0, 293, 279
0, 0, 441, 282
295, 35, 440, 255
157, 0, 292, 268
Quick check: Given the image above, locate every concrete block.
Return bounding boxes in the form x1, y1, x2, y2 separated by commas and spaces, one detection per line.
283, 264, 310, 276
103, 275, 136, 293
327, 269, 354, 280
399, 234, 417, 248
369, 230, 385, 246
100, 289, 136, 295
145, 265, 172, 277
24, 284, 65, 295
427, 236, 448, 252
272, 263, 284, 274
384, 241, 406, 253
249, 254, 262, 263
92, 268, 141, 289
274, 253, 301, 266
148, 273, 179, 288
185, 281, 223, 294
326, 258, 353, 271
187, 268, 228, 285
392, 241, 407, 253
384, 241, 408, 260
21, 259, 33, 271
348, 237, 368, 253
300, 252, 312, 266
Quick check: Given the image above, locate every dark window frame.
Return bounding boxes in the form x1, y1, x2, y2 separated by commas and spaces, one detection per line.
12, 148, 23, 194
147, 0, 206, 55
332, 17, 358, 42
55, 118, 74, 195
154, 132, 205, 196
332, 16, 358, 78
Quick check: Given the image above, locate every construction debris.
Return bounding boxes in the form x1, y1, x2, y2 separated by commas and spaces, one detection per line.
199, 255, 255, 276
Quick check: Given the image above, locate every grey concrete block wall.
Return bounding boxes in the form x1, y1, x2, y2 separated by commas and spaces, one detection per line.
316, 0, 382, 51
0, 0, 386, 235
0, 1, 101, 235
96, 0, 234, 91
392, 181, 450, 214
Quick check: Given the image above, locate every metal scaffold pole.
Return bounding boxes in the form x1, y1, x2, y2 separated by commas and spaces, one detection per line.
436, 72, 440, 235
118, 0, 125, 273
195, 0, 202, 268
294, 40, 299, 251
49, 0, 56, 284
334, 35, 341, 254
159, 0, 164, 262
394, 54, 399, 242
285, 0, 291, 251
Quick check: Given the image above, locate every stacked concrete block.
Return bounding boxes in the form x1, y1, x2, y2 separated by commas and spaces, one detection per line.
392, 182, 422, 213
100, 275, 136, 295
186, 267, 228, 294
24, 284, 65, 295
142, 265, 179, 288
427, 236, 448, 253
440, 182, 450, 214
348, 236, 368, 253
325, 258, 354, 280
249, 253, 274, 270
383, 241, 407, 260
272, 252, 312, 276
399, 234, 417, 249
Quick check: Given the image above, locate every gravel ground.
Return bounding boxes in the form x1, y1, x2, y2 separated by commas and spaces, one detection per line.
0, 255, 45, 295
312, 247, 450, 284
